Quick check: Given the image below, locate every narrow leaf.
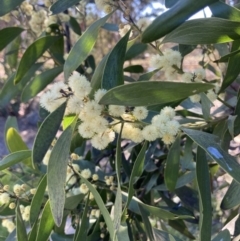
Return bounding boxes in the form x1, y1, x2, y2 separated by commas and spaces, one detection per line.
79, 176, 115, 240
0, 150, 31, 171
32, 102, 66, 168
210, 1, 240, 21
124, 65, 144, 73
74, 196, 89, 241
122, 141, 147, 215
220, 40, 240, 92
99, 82, 214, 106
6, 128, 28, 152
64, 14, 111, 80
21, 66, 63, 102
50, 0, 81, 15
138, 204, 155, 241
14, 36, 60, 84
163, 18, 240, 45
125, 43, 147, 61
48, 117, 77, 226
0, 0, 25, 16
69, 17, 82, 35
36, 200, 55, 241
221, 180, 240, 210
196, 147, 212, 241
182, 128, 240, 183
16, 204, 28, 241
141, 0, 218, 43
138, 69, 159, 81
30, 175, 47, 225
0, 27, 24, 51
102, 30, 130, 90
200, 93, 214, 121
165, 135, 181, 191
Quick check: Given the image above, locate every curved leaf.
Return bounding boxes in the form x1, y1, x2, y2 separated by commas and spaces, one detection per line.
182, 128, 240, 184
0, 27, 24, 51
210, 1, 240, 21
162, 18, 240, 45
220, 40, 240, 92
99, 82, 214, 106
32, 102, 67, 168
21, 66, 63, 102
124, 65, 144, 73
212, 229, 231, 241
122, 141, 147, 216
79, 176, 115, 240
6, 128, 28, 152
196, 147, 212, 241
165, 135, 181, 191
64, 14, 111, 80
138, 69, 159, 81
14, 35, 60, 84
50, 0, 81, 15
221, 180, 240, 210
141, 0, 218, 43
30, 175, 47, 225
36, 200, 55, 241
69, 17, 81, 35
102, 30, 130, 90
125, 43, 147, 61
16, 204, 28, 241
48, 117, 77, 226
0, 150, 31, 171
0, 0, 25, 16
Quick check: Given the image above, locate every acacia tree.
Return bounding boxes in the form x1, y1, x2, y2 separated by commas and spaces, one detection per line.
0, 0, 240, 240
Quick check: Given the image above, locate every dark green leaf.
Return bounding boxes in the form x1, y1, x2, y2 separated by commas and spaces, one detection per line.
0, 0, 25, 16
79, 176, 115, 240
124, 65, 144, 73
138, 204, 155, 241
179, 44, 196, 57
210, 1, 240, 21
163, 18, 240, 45
102, 30, 130, 90
74, 196, 89, 241
141, 0, 218, 43
99, 82, 214, 106
125, 43, 147, 61
221, 180, 240, 210
182, 128, 240, 183
69, 17, 81, 35
28, 219, 39, 241
50, 0, 81, 14
30, 175, 47, 225
36, 200, 55, 241
154, 171, 195, 191
0, 150, 31, 171
220, 40, 240, 92
90, 53, 109, 95
16, 204, 28, 241
181, 137, 195, 170
48, 117, 77, 226
32, 102, 66, 168
65, 194, 84, 210
165, 135, 181, 191
14, 36, 60, 84
64, 14, 111, 80
200, 93, 214, 121
138, 69, 159, 81
212, 229, 231, 241
214, 49, 240, 63
21, 66, 63, 102
196, 147, 212, 241
49, 36, 65, 65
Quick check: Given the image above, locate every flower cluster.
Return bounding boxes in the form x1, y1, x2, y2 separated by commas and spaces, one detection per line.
40, 72, 181, 149
150, 49, 218, 103
19, 205, 31, 221
2, 219, 15, 233
95, 0, 115, 13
